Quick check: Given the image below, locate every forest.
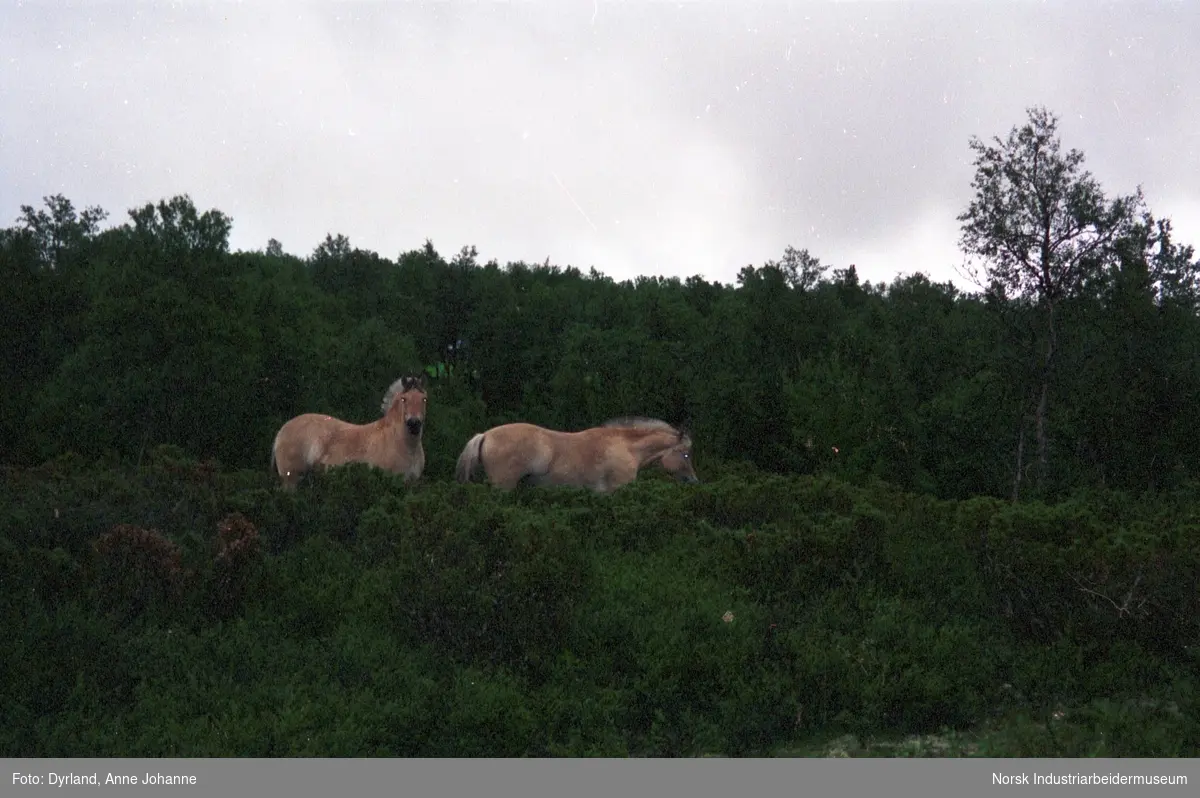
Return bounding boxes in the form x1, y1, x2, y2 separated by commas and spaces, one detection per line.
2, 107, 1198, 756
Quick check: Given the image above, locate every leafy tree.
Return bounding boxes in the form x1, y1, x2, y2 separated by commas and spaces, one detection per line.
772, 245, 828, 292
1053, 214, 1200, 491
1130, 215, 1200, 311
462, 262, 525, 416
393, 240, 448, 366
16, 194, 108, 270
957, 106, 1143, 497
437, 246, 481, 371
309, 233, 396, 318
127, 194, 232, 262
312, 233, 352, 262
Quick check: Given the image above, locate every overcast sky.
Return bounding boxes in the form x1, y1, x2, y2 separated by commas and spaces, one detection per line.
3, 1, 1197, 289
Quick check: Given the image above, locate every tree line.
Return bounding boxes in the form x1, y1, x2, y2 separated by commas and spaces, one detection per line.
3, 106, 1197, 502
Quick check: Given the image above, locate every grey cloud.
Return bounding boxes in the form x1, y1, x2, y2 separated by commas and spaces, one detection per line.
2, 2, 1196, 288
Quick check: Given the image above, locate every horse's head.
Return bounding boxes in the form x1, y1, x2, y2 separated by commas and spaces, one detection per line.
383, 375, 427, 436
658, 428, 700, 484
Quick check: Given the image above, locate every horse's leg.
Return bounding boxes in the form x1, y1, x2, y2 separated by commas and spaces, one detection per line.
593, 473, 628, 494
582, 464, 610, 493
272, 447, 302, 490
491, 460, 528, 491
492, 474, 524, 491
276, 458, 303, 490
594, 459, 638, 494
484, 438, 531, 490
522, 471, 559, 489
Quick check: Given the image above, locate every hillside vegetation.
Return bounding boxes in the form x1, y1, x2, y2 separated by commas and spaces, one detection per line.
2, 107, 1198, 755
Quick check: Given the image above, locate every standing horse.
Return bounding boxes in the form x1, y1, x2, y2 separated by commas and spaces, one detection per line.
455, 416, 699, 493
270, 375, 427, 489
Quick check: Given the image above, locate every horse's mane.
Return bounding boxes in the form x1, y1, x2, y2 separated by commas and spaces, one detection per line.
380, 375, 426, 415
601, 416, 678, 434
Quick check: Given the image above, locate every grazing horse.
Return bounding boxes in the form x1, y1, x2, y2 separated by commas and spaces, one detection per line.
270, 375, 427, 489
455, 416, 700, 493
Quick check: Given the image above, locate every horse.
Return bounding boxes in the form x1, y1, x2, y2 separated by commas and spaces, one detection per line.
270, 375, 427, 489
454, 416, 700, 493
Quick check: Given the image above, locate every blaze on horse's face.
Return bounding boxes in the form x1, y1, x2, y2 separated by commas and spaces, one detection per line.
659, 435, 700, 484
393, 381, 427, 436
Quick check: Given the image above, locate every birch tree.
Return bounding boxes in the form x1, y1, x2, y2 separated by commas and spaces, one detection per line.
957, 106, 1143, 498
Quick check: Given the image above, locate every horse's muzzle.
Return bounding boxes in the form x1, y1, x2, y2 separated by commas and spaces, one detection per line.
406, 418, 423, 435
680, 474, 700, 484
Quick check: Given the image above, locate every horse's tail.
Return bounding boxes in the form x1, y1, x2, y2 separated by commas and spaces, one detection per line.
270, 428, 285, 479
455, 433, 486, 483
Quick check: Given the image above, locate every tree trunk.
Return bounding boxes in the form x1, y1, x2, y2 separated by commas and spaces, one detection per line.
1012, 422, 1026, 502
1034, 374, 1050, 487
1034, 301, 1058, 489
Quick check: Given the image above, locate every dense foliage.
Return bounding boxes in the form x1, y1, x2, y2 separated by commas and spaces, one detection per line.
2, 107, 1198, 755
3, 455, 1197, 756
3, 188, 1197, 501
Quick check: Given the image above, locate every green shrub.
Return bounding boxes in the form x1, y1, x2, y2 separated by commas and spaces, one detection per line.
774, 590, 1008, 739
715, 504, 886, 608
977, 500, 1200, 653
4, 458, 1198, 756
1, 602, 136, 756
260, 535, 359, 640
685, 473, 857, 531
202, 512, 266, 619
361, 490, 593, 680
975, 692, 1200, 757
88, 523, 188, 620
